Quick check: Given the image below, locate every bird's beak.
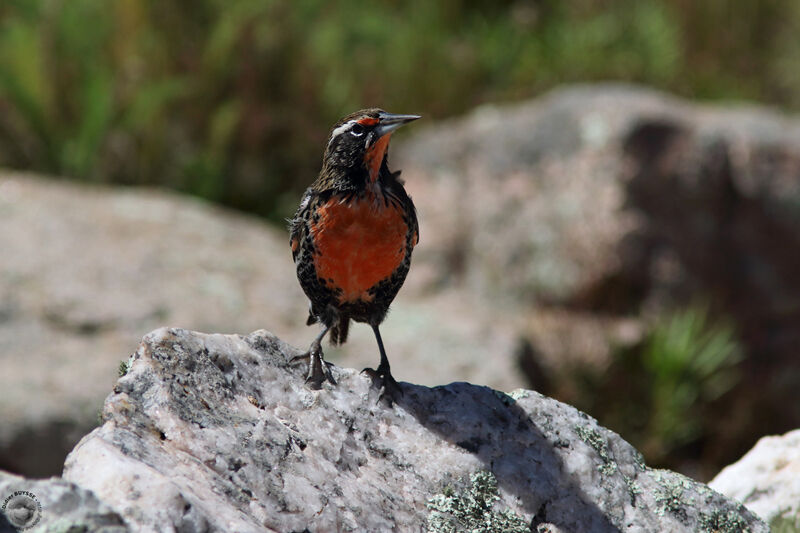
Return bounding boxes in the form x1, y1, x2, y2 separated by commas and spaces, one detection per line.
375, 112, 421, 138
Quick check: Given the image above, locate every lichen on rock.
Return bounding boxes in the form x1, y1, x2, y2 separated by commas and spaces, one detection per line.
427, 470, 530, 533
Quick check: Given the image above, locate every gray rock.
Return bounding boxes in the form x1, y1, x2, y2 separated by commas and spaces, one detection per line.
0, 172, 521, 478
0, 469, 126, 532
710, 429, 800, 532
0, 174, 312, 477
398, 84, 800, 475
399, 83, 800, 308
63, 328, 766, 532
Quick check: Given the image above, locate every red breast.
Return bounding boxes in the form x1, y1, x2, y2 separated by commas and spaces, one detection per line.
309, 190, 409, 303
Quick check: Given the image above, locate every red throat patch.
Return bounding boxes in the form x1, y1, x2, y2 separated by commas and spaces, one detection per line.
364, 133, 391, 182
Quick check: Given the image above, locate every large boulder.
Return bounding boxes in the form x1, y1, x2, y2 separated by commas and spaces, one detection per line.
710, 429, 800, 532
400, 83, 800, 311
61, 327, 766, 532
400, 84, 800, 360
0, 172, 519, 478
0, 173, 308, 476
399, 84, 800, 474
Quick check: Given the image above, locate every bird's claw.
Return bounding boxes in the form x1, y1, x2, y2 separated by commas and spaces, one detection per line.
292, 347, 336, 389
361, 367, 403, 405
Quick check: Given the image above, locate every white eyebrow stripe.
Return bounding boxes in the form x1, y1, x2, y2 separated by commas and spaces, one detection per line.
328, 120, 356, 146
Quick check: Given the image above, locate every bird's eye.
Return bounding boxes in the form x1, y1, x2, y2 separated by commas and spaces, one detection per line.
350, 123, 365, 137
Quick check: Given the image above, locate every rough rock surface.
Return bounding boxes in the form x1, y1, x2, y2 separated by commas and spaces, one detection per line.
0, 173, 518, 477
62, 328, 766, 532
0, 469, 126, 532
710, 429, 800, 532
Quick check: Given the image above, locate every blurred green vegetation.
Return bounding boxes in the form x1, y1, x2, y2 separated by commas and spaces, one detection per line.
1, 0, 799, 221
566, 305, 743, 478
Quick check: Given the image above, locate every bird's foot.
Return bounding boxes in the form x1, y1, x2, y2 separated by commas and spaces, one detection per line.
290, 345, 336, 390
361, 366, 403, 405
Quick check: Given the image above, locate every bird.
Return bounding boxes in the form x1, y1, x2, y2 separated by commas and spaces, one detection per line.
289, 108, 420, 400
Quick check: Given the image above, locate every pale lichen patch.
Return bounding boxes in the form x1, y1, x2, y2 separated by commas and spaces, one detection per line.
427, 470, 530, 533
574, 425, 617, 476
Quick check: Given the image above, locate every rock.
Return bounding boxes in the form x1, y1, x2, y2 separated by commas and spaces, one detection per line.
62, 328, 766, 532
0, 174, 308, 477
398, 85, 658, 303
398, 84, 800, 475
709, 429, 800, 531
399, 83, 800, 363
400, 83, 800, 311
0, 469, 126, 532
0, 172, 520, 478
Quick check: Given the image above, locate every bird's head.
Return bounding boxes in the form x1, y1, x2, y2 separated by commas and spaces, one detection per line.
322, 108, 420, 184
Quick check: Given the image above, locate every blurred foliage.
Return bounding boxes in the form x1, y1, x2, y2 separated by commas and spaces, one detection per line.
566, 305, 743, 478
640, 305, 742, 460
0, 0, 799, 221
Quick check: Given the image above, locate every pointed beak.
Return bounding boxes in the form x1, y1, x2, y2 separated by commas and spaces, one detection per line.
375, 112, 421, 138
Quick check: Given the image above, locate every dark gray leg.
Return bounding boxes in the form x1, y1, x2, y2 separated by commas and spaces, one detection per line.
363, 324, 403, 403
292, 324, 336, 389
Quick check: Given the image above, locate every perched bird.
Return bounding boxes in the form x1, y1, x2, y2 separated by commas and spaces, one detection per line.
289, 109, 420, 399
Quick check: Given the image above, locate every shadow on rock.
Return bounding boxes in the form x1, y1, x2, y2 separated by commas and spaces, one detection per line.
397, 381, 619, 531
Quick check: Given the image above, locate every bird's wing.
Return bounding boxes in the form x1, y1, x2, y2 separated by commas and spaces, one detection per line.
389, 171, 419, 247
289, 188, 315, 263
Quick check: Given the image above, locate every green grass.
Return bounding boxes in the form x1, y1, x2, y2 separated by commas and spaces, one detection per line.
640, 305, 742, 460
1, 0, 799, 221
566, 304, 743, 477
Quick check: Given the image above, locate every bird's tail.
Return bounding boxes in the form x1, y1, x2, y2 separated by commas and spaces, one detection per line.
329, 316, 350, 345
306, 311, 349, 345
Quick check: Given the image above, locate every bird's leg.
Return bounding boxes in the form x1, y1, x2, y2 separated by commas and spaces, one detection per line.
291, 324, 336, 389
362, 324, 403, 403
